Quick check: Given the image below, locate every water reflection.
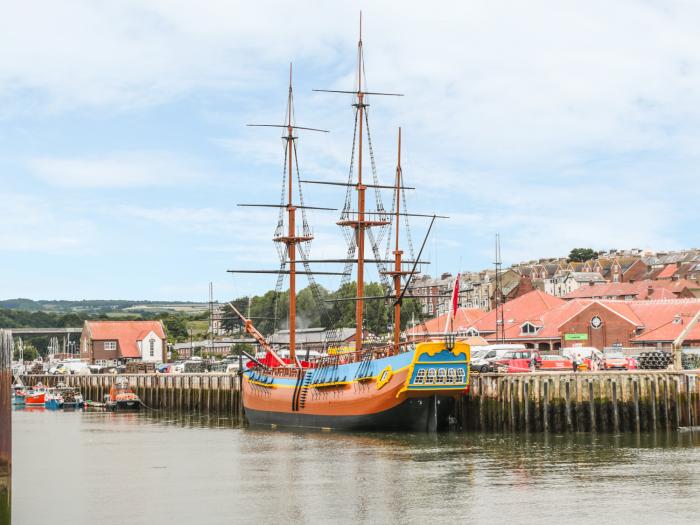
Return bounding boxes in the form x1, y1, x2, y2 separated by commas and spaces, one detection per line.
13, 409, 700, 525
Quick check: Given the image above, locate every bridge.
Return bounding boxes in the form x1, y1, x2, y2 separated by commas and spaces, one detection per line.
7, 327, 82, 336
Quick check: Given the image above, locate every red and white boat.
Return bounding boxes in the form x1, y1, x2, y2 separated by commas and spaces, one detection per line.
25, 383, 47, 406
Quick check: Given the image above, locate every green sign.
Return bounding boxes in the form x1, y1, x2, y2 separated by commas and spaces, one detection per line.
565, 333, 588, 341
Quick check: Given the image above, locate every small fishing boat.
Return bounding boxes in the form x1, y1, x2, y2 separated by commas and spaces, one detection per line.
104, 379, 141, 411
25, 383, 47, 406
12, 385, 27, 406
44, 388, 63, 409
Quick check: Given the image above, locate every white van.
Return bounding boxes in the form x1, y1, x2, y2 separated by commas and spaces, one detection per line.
470, 344, 526, 373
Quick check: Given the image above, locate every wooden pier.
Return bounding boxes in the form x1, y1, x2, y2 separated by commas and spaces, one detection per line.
18, 370, 700, 433
20, 374, 243, 420
458, 371, 700, 433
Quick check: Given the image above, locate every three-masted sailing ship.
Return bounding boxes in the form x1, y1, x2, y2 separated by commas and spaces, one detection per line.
228, 20, 470, 431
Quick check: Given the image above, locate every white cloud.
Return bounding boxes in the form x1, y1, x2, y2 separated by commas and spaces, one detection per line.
28, 152, 201, 188
0, 192, 94, 253
3, 1, 700, 297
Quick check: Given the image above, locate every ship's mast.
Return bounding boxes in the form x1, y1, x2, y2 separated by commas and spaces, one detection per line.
355, 15, 367, 352
392, 128, 403, 350
229, 65, 334, 367
285, 66, 298, 361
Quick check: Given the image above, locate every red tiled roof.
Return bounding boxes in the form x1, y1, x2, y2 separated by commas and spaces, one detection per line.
626, 300, 700, 342
472, 290, 565, 334
564, 279, 697, 301
86, 320, 166, 358
657, 263, 678, 279
407, 307, 486, 336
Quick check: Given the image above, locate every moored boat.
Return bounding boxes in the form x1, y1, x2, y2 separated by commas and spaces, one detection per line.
104, 379, 141, 411
25, 383, 47, 406
44, 389, 63, 409
230, 18, 470, 431
12, 385, 27, 406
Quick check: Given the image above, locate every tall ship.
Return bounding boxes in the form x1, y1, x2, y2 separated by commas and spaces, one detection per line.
229, 19, 470, 431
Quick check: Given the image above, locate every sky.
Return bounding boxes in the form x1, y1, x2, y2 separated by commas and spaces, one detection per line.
1, 0, 699, 302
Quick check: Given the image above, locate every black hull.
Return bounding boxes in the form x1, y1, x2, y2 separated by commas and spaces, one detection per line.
245, 396, 455, 432
106, 400, 141, 411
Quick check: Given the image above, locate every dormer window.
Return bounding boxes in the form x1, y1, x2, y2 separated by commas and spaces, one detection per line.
466, 328, 479, 337
520, 322, 540, 335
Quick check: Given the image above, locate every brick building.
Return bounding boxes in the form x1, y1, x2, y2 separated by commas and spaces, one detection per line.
80, 320, 167, 364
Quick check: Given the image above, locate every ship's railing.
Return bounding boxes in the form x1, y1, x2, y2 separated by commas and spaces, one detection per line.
252, 339, 437, 375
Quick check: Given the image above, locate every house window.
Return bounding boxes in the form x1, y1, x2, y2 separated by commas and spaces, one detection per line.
149, 339, 155, 357
104, 341, 117, 351
520, 323, 540, 335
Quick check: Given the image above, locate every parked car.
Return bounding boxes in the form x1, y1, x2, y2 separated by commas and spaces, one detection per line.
493, 350, 543, 373
603, 351, 629, 370
540, 355, 573, 370
470, 344, 526, 373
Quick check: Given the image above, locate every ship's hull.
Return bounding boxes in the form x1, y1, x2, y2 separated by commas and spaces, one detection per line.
246, 395, 455, 431
242, 343, 468, 432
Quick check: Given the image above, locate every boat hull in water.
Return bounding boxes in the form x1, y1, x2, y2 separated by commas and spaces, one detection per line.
242, 341, 469, 431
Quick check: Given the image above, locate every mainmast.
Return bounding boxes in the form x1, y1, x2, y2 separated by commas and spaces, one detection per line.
355, 15, 368, 352
284, 65, 299, 361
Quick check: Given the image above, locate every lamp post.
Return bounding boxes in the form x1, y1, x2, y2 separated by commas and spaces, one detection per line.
189, 328, 194, 359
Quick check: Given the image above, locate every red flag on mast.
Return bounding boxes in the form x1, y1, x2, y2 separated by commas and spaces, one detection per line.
451, 273, 460, 320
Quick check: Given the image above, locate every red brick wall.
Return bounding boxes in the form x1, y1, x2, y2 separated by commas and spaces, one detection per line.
559, 304, 637, 349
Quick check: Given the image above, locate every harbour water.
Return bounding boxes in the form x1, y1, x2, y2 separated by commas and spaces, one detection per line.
12, 409, 700, 524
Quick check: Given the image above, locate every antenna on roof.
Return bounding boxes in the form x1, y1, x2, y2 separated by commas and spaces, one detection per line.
494, 233, 506, 344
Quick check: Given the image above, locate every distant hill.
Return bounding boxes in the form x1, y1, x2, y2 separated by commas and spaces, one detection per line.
0, 298, 211, 314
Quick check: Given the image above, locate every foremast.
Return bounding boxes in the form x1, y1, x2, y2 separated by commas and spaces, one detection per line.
229, 65, 334, 366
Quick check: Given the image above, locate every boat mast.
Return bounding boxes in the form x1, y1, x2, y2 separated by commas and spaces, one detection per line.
392, 128, 403, 351
285, 65, 298, 362
229, 65, 333, 366
355, 14, 367, 352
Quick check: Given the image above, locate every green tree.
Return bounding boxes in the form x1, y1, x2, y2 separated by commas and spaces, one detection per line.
161, 314, 189, 342
15, 342, 38, 361
568, 248, 597, 262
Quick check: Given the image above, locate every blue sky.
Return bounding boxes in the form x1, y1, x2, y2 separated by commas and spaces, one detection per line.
1, 1, 699, 301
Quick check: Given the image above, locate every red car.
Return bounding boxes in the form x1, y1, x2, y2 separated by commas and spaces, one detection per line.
494, 350, 542, 373
540, 355, 573, 370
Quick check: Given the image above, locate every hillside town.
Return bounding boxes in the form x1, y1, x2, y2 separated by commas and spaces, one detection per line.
409, 248, 700, 315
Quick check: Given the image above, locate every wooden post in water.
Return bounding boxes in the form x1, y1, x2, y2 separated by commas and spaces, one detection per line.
0, 331, 12, 523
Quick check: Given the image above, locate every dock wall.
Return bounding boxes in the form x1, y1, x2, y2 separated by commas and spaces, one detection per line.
20, 371, 700, 433
459, 371, 700, 433
20, 374, 243, 419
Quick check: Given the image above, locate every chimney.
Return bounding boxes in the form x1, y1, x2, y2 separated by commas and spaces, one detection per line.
589, 281, 595, 287
647, 285, 654, 297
